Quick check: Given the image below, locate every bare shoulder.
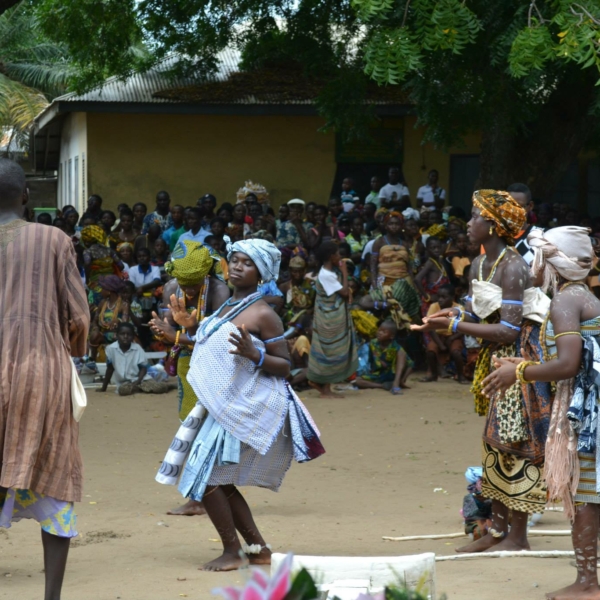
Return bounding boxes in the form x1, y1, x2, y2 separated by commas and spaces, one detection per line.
163, 279, 178, 296
502, 251, 529, 278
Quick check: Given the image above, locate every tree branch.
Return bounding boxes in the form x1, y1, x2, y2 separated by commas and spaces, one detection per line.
528, 1, 547, 27
571, 3, 600, 26
402, 0, 412, 27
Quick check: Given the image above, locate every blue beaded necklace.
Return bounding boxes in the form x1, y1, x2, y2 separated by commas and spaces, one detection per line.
198, 291, 263, 339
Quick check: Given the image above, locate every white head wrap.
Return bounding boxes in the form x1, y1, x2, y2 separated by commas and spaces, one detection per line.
226, 239, 281, 283
402, 207, 420, 222
287, 198, 305, 206
528, 226, 593, 292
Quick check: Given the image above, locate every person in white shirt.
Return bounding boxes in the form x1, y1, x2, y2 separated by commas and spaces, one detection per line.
378, 167, 410, 207
128, 248, 161, 311
100, 322, 173, 395
416, 169, 446, 211
178, 207, 210, 245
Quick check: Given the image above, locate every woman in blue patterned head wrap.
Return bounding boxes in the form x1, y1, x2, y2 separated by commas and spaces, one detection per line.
156, 236, 324, 572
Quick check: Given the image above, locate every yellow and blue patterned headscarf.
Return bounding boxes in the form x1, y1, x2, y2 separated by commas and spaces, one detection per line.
165, 240, 221, 286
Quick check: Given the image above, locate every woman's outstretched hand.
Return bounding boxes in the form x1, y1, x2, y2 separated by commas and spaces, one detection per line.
168, 294, 197, 329
410, 316, 451, 332
482, 355, 523, 397
228, 324, 260, 362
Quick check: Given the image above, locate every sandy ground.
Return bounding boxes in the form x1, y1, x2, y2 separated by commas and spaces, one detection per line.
0, 378, 577, 600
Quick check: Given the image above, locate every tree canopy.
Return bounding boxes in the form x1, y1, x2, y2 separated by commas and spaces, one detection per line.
8, 0, 600, 196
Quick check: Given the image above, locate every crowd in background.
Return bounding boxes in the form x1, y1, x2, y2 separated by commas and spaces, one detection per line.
31, 167, 600, 394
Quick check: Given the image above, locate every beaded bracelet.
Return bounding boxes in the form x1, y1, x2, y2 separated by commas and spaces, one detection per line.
516, 360, 540, 384
374, 301, 379, 309
256, 348, 266, 368
447, 318, 456, 335
452, 318, 460, 333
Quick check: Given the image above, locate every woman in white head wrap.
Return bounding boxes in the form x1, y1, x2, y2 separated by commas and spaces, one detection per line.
156, 238, 324, 572
483, 226, 600, 600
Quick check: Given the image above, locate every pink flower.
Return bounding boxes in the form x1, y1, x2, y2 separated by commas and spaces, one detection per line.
212, 553, 293, 600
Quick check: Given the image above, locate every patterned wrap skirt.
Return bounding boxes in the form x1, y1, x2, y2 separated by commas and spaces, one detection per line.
575, 453, 600, 505
0, 488, 77, 538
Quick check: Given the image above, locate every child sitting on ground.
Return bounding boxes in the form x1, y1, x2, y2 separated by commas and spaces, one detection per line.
423, 283, 467, 383
99, 322, 175, 396
354, 320, 412, 395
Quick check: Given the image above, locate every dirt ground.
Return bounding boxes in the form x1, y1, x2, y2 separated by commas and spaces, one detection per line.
0, 378, 576, 600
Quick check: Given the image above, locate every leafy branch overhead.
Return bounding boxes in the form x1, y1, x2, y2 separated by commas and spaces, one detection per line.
353, 0, 600, 84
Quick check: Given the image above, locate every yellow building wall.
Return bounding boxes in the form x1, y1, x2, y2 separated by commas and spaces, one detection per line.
87, 113, 337, 212
86, 112, 481, 213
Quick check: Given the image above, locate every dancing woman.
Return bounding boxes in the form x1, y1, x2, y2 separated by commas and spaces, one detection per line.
412, 190, 552, 553
156, 239, 324, 572
483, 227, 600, 600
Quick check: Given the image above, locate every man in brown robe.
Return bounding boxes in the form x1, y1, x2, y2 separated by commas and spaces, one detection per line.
0, 158, 89, 600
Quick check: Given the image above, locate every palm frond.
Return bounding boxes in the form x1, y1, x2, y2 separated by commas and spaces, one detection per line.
4, 61, 73, 97
0, 73, 48, 132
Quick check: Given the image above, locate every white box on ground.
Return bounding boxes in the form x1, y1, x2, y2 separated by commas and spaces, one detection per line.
271, 553, 436, 599
321, 579, 370, 600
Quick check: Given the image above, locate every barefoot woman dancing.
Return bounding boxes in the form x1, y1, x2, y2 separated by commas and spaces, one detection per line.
483, 226, 600, 600
412, 190, 552, 553
156, 239, 324, 571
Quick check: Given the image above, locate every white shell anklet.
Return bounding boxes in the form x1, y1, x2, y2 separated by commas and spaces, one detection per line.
243, 543, 272, 554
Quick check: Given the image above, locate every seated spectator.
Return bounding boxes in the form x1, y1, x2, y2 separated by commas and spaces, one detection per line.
286, 314, 313, 390
416, 169, 446, 211
128, 248, 161, 311
423, 284, 466, 383
346, 216, 369, 264
133, 223, 162, 259
276, 203, 305, 249
279, 256, 316, 326
53, 217, 66, 231
415, 236, 450, 317
37, 212, 52, 225
101, 210, 117, 236
99, 323, 174, 396
340, 177, 359, 212
88, 275, 130, 363
178, 206, 210, 245
354, 320, 412, 395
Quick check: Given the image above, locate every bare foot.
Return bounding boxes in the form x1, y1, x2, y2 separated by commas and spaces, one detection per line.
248, 547, 272, 565
484, 537, 530, 552
309, 381, 345, 398
419, 376, 437, 383
167, 499, 206, 516
200, 551, 246, 572
400, 382, 412, 389
546, 583, 600, 600
456, 532, 501, 553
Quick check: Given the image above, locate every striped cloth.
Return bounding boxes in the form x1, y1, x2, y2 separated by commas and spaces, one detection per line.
0, 221, 89, 502
308, 272, 358, 384
575, 452, 600, 504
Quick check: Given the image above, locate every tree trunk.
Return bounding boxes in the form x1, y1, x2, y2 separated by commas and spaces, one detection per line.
479, 69, 598, 202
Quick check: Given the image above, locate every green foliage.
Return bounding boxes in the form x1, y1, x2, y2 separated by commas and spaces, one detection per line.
282, 567, 319, 600
0, 3, 74, 141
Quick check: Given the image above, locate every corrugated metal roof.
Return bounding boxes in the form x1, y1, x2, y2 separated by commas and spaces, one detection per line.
56, 48, 242, 104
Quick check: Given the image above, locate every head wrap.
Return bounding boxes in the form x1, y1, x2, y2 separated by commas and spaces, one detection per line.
227, 239, 281, 283
448, 216, 467, 231
81, 225, 108, 247
383, 211, 404, 227
165, 240, 219, 286
99, 275, 126, 293
117, 242, 133, 253
528, 226, 593, 292
402, 207, 420, 222
424, 223, 448, 241
289, 256, 307, 269
472, 190, 526, 241
236, 181, 269, 204
287, 198, 305, 206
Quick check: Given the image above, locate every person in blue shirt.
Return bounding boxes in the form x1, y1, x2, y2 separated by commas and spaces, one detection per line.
142, 191, 173, 234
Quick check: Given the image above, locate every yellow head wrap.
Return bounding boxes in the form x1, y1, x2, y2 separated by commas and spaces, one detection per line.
424, 223, 447, 240
472, 190, 526, 241
165, 240, 218, 286
81, 225, 108, 247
